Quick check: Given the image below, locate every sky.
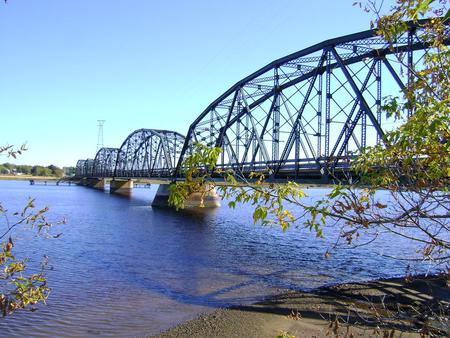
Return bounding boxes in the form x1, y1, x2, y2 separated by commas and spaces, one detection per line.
0, 0, 393, 167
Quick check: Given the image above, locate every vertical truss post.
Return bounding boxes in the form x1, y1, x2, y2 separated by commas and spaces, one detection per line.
150, 140, 155, 176
317, 72, 323, 159
216, 90, 239, 170
144, 142, 149, 177
360, 107, 367, 149
294, 135, 299, 178
149, 138, 154, 176
210, 109, 215, 146
252, 136, 257, 171
150, 142, 162, 177
160, 134, 172, 171
359, 65, 369, 150
376, 59, 382, 144
175, 127, 193, 177
407, 27, 414, 118
221, 141, 225, 169
173, 135, 177, 174
244, 114, 250, 164
239, 129, 255, 172
273, 67, 280, 163
236, 101, 241, 162
325, 49, 331, 158
344, 122, 350, 157
223, 134, 239, 170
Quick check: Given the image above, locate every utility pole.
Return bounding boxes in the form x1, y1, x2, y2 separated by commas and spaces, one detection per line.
96, 120, 105, 153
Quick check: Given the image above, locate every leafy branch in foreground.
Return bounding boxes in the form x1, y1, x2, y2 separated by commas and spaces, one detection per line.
0, 144, 27, 160
169, 143, 221, 210
0, 145, 63, 316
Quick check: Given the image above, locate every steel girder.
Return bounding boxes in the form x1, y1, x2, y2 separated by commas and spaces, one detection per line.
75, 159, 86, 177
92, 147, 120, 177
84, 159, 94, 178
114, 129, 185, 178
75, 159, 94, 177
176, 20, 450, 179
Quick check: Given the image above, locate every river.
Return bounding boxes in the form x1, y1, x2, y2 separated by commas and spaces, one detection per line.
0, 180, 432, 337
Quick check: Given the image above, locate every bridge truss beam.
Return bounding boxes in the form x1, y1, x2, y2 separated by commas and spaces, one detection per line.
113, 129, 186, 178
176, 20, 449, 180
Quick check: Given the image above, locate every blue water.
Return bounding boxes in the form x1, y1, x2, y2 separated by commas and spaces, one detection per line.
0, 180, 433, 337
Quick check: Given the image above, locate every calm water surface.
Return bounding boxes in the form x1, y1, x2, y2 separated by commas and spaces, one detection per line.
0, 180, 431, 337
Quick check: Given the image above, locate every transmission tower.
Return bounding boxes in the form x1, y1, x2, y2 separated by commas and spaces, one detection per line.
96, 120, 105, 153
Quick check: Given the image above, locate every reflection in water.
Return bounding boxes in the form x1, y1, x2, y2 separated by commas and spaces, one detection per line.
0, 181, 432, 337
105, 183, 133, 199
152, 204, 220, 221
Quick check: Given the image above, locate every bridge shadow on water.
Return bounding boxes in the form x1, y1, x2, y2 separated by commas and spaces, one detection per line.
115, 201, 449, 335
123, 263, 306, 309
120, 248, 448, 335
225, 275, 449, 334
151, 205, 220, 221
125, 211, 315, 307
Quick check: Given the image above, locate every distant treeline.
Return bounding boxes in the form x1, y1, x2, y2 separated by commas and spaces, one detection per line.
0, 163, 75, 177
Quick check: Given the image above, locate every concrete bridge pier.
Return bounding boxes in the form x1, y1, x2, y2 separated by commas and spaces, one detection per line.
78, 177, 88, 186
86, 178, 105, 190
77, 177, 105, 190
110, 179, 134, 195
152, 183, 221, 208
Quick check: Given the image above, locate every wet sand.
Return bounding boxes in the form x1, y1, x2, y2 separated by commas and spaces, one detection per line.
153, 275, 449, 338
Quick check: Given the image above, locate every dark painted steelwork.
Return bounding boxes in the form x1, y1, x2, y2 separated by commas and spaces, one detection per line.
92, 147, 120, 177
84, 159, 94, 178
113, 129, 186, 178
75, 20, 449, 181
75, 160, 86, 177
75, 159, 94, 178
175, 20, 449, 180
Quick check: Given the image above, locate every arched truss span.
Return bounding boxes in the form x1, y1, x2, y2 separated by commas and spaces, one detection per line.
114, 129, 186, 178
78, 159, 94, 178
75, 159, 94, 177
176, 20, 450, 179
92, 147, 120, 177
75, 160, 86, 177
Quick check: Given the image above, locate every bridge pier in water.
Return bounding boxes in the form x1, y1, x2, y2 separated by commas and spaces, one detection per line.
152, 184, 221, 208
110, 179, 134, 195
78, 177, 105, 190
87, 178, 105, 190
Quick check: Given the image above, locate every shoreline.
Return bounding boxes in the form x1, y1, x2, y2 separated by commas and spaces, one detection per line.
153, 274, 449, 338
0, 175, 62, 181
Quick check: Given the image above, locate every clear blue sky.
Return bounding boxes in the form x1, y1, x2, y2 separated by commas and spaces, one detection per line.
0, 0, 392, 167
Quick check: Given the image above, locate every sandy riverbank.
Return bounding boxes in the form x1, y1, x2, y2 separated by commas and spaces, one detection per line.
153, 275, 449, 338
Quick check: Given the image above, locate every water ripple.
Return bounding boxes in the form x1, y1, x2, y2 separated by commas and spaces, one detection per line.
0, 181, 434, 337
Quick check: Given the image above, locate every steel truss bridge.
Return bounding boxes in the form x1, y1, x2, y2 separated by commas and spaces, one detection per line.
75, 21, 449, 182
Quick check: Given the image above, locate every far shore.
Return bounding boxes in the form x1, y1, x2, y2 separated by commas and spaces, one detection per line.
0, 175, 337, 189
153, 274, 449, 338
0, 175, 63, 181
